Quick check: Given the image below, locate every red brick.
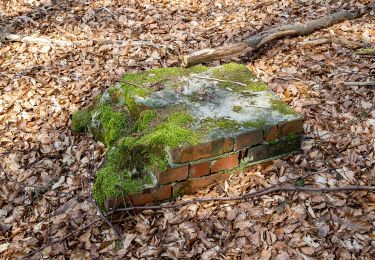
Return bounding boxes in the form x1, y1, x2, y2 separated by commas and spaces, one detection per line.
234, 129, 263, 150
278, 119, 304, 137
211, 154, 239, 173
157, 166, 188, 184
264, 124, 278, 142
190, 161, 210, 178
169, 142, 212, 163
131, 185, 171, 205
173, 172, 230, 196
211, 137, 234, 156
104, 185, 172, 210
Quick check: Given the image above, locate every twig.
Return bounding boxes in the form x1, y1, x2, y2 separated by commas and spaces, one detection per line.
89, 198, 123, 240
343, 81, 375, 86
356, 48, 375, 56
113, 184, 375, 212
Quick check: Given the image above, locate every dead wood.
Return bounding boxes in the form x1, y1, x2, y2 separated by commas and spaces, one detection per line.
181, 7, 372, 67
343, 81, 375, 86
356, 48, 375, 55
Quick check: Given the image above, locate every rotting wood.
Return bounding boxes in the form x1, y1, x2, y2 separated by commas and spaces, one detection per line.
181, 6, 373, 67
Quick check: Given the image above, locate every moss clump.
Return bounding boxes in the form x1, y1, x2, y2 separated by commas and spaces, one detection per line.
232, 105, 243, 113
121, 65, 209, 90
242, 119, 267, 128
92, 108, 201, 208
99, 105, 127, 147
71, 109, 91, 133
211, 63, 268, 92
133, 110, 156, 132
93, 137, 155, 208
270, 99, 298, 115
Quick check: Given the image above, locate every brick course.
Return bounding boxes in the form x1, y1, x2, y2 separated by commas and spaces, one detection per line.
105, 121, 303, 210
190, 161, 210, 178
278, 119, 304, 137
235, 129, 263, 150
157, 166, 189, 184
211, 153, 239, 173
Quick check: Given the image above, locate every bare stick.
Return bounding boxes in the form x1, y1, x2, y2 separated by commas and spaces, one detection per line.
343, 81, 375, 86
181, 7, 370, 67
4, 33, 170, 49
113, 185, 375, 212
356, 48, 375, 55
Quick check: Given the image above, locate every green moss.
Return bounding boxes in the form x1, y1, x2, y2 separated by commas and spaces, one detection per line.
133, 110, 156, 132
285, 133, 298, 141
121, 65, 209, 91
211, 63, 268, 92
99, 105, 127, 147
270, 99, 298, 115
242, 119, 267, 128
232, 105, 243, 113
71, 109, 91, 133
92, 109, 201, 208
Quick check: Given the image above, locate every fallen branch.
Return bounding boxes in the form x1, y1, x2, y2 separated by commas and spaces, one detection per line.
356, 48, 375, 55
3, 33, 170, 49
343, 81, 375, 86
181, 6, 372, 67
299, 36, 363, 49
113, 184, 375, 212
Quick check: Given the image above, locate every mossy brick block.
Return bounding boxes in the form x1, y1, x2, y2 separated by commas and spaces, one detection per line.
71, 62, 302, 209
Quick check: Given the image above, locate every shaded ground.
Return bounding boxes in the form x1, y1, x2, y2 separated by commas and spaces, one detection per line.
0, 0, 374, 258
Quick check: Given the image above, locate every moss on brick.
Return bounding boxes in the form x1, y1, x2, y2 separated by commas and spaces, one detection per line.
72, 63, 301, 209
211, 63, 268, 92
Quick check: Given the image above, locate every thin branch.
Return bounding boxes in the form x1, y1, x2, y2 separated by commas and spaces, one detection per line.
4, 33, 170, 49
113, 184, 375, 212
343, 81, 375, 86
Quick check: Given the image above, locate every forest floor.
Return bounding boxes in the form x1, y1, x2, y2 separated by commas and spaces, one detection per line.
1, 0, 374, 259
